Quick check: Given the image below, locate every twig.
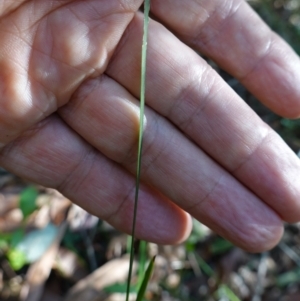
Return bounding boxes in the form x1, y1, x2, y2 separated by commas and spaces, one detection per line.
279, 241, 300, 268
82, 228, 98, 272
187, 252, 201, 277
251, 252, 268, 301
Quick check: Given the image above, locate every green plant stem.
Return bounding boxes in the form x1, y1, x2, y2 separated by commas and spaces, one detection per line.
136, 256, 156, 301
138, 240, 147, 289
125, 1, 150, 300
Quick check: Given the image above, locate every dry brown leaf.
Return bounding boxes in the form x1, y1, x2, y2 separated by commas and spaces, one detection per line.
64, 256, 136, 301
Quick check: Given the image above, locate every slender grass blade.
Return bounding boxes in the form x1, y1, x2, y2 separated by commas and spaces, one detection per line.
126, 1, 151, 301
136, 256, 156, 301
138, 240, 147, 289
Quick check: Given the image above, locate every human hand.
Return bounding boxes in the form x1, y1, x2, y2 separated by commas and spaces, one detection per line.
1, 0, 300, 252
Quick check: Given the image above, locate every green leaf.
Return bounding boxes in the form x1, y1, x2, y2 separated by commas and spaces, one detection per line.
0, 238, 9, 251
0, 233, 12, 242
19, 186, 38, 219
10, 228, 25, 248
7, 248, 27, 271
217, 284, 241, 301
138, 241, 147, 288
210, 237, 233, 255
136, 256, 155, 301
281, 118, 300, 131
276, 268, 300, 287
104, 283, 136, 294
196, 254, 214, 277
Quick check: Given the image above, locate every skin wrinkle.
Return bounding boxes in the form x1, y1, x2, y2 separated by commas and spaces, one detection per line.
207, 101, 268, 169
63, 75, 141, 164
28, 73, 58, 118
69, 5, 92, 25
59, 151, 134, 222
137, 116, 170, 179
107, 16, 190, 102
89, 12, 136, 75
0, 118, 56, 177
0, 1, 26, 19
105, 182, 136, 225
32, 44, 88, 75
191, 0, 243, 49
232, 219, 278, 251
41, 150, 86, 185
237, 33, 273, 82
196, 10, 271, 77
168, 66, 219, 133
30, 31, 59, 118
60, 76, 101, 116
75, 25, 108, 74
170, 67, 265, 171
145, 38, 208, 115
56, 145, 96, 194
30, 39, 87, 110
46, 17, 89, 68
204, 206, 240, 242
112, 97, 140, 160
6, 1, 73, 36
183, 173, 225, 213
163, 53, 269, 172
41, 10, 132, 89
147, 23, 190, 85
116, 123, 140, 165
240, 42, 300, 116
114, 105, 168, 177
231, 127, 272, 174
2, 40, 30, 72
0, 21, 30, 42
116, 0, 139, 13
59, 9, 94, 65
154, 1, 278, 77
233, 136, 300, 222
138, 120, 217, 205
105, 16, 133, 69
196, 180, 282, 251
66, 4, 136, 69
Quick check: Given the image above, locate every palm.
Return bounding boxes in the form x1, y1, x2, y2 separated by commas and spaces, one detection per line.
0, 0, 141, 143
1, 0, 300, 252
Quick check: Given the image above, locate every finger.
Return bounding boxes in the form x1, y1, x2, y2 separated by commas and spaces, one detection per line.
150, 0, 300, 118
106, 14, 300, 223
59, 74, 283, 252
0, 114, 191, 245
0, 0, 142, 147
